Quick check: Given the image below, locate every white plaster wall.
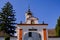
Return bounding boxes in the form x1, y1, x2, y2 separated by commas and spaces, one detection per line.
26, 15, 31, 19
26, 20, 31, 24
18, 25, 48, 40
34, 20, 38, 24
17, 28, 19, 40
46, 29, 48, 40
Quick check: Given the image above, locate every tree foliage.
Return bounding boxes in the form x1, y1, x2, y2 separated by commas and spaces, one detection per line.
0, 2, 16, 37
55, 16, 60, 36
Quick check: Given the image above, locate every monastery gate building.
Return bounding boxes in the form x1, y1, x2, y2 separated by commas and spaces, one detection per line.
17, 8, 48, 40
0, 7, 60, 40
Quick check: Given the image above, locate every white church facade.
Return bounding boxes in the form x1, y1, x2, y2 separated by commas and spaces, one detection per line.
16, 8, 48, 40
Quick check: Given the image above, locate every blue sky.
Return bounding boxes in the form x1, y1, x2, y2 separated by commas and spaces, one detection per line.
0, 0, 60, 29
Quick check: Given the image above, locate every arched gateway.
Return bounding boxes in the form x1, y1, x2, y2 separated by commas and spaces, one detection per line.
16, 8, 48, 40
24, 32, 41, 40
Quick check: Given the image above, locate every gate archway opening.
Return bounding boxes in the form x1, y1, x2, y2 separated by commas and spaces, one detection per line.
24, 32, 41, 40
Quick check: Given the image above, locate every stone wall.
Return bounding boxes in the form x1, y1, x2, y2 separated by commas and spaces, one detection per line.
0, 37, 17, 40
0, 36, 60, 40
10, 37, 17, 40
48, 38, 60, 40
0, 37, 4, 40
48, 36, 60, 40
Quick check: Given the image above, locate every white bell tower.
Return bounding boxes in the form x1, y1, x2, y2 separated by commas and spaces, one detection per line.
25, 8, 32, 20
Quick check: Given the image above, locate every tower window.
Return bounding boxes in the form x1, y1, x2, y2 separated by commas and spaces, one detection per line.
31, 20, 34, 24
28, 32, 32, 37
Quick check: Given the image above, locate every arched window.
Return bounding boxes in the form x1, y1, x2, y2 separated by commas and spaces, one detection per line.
31, 20, 35, 24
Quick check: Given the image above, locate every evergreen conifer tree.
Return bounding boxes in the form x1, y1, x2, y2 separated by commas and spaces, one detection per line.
55, 16, 60, 36
0, 2, 16, 40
